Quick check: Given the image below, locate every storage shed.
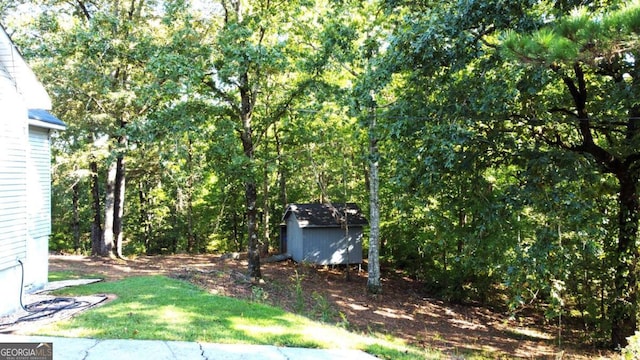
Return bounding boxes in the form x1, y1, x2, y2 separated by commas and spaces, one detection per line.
0, 24, 65, 316
281, 203, 367, 265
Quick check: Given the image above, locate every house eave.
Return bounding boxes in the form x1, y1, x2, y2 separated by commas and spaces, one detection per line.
28, 109, 66, 131
298, 224, 365, 229
28, 119, 66, 131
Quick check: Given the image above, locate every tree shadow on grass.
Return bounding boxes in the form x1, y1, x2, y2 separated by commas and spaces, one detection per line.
41, 276, 325, 349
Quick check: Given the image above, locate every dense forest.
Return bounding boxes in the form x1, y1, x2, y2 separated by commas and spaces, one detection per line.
3, 0, 640, 349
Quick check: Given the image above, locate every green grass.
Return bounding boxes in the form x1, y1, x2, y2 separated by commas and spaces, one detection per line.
48, 270, 90, 282
37, 274, 435, 359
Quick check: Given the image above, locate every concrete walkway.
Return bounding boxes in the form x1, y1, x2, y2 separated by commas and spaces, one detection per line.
0, 334, 378, 360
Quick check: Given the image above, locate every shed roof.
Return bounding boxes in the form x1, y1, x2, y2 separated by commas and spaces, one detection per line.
283, 203, 368, 228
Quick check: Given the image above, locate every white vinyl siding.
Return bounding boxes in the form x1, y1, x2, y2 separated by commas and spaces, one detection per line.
0, 26, 58, 314
0, 74, 28, 271
27, 127, 51, 240
0, 29, 51, 109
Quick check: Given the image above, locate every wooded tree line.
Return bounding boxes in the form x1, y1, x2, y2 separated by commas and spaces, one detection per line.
3, 0, 640, 348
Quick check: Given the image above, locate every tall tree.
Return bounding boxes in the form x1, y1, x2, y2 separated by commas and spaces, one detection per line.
367, 94, 381, 293
382, 0, 639, 347
313, 0, 393, 293
503, 4, 640, 346
57, 0, 149, 258
204, 0, 321, 278
9, 0, 207, 257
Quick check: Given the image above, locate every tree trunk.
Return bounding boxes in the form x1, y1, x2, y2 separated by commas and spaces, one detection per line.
557, 66, 640, 347
233, 210, 240, 251
242, 121, 261, 278
318, 171, 327, 204
275, 125, 288, 254
261, 162, 271, 257
610, 113, 640, 347
138, 181, 150, 251
238, 58, 261, 278
611, 171, 639, 348
241, 118, 261, 279
90, 159, 103, 256
186, 135, 195, 253
215, 1, 265, 278
113, 152, 125, 258
102, 157, 117, 257
72, 182, 81, 252
275, 123, 287, 209
344, 214, 351, 281
367, 105, 381, 294
246, 179, 261, 279
112, 119, 128, 258
458, 209, 466, 255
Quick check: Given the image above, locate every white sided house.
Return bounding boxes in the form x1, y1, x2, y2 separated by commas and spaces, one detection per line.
0, 25, 65, 316
281, 203, 367, 265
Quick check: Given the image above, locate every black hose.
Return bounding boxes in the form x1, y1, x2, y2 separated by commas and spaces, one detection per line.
17, 259, 28, 312
0, 260, 105, 329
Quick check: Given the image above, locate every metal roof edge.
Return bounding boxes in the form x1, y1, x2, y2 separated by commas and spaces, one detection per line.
28, 118, 66, 131
28, 109, 66, 131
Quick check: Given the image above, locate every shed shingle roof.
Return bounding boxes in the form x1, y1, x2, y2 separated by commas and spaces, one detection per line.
283, 203, 368, 227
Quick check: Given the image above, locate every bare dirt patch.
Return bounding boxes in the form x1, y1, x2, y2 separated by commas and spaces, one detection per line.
49, 254, 614, 359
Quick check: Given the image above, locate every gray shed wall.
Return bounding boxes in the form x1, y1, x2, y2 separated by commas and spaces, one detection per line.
301, 227, 363, 265
286, 214, 304, 262
285, 211, 364, 265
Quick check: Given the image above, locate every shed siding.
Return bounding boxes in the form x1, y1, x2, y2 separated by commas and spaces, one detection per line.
287, 214, 304, 262
302, 227, 363, 265
0, 73, 28, 271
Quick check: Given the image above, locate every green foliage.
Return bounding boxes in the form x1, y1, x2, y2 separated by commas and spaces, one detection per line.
48, 271, 89, 282
376, 0, 640, 347
7, 0, 640, 348
504, 3, 640, 74
250, 285, 269, 303
362, 343, 438, 360
292, 270, 306, 314
311, 292, 338, 323
623, 331, 640, 359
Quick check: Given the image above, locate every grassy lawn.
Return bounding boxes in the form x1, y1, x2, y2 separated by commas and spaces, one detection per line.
38, 273, 439, 359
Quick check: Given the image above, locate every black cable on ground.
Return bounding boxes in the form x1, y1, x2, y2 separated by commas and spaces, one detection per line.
0, 260, 106, 330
